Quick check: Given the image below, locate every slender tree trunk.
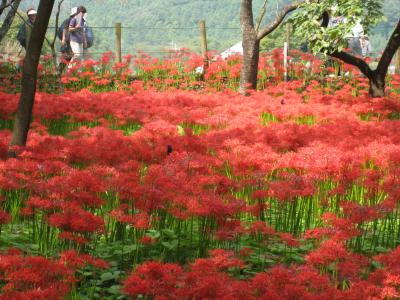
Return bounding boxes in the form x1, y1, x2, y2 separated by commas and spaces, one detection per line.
0, 0, 21, 43
240, 0, 259, 94
8, 0, 55, 157
240, 35, 260, 93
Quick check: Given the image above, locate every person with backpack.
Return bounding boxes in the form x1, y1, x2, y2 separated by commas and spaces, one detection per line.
82, 10, 94, 59
16, 8, 37, 49
58, 7, 78, 73
68, 6, 87, 66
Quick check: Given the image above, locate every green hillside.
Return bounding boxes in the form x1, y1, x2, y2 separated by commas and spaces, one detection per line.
13, 0, 400, 57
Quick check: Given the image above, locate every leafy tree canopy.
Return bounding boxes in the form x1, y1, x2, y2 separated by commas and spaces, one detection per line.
290, 0, 384, 54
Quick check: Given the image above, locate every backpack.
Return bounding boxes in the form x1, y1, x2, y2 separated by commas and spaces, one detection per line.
16, 24, 26, 47
84, 25, 94, 49
57, 19, 69, 41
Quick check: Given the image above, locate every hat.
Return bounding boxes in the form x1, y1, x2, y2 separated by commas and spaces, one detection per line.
70, 7, 78, 16
27, 9, 37, 15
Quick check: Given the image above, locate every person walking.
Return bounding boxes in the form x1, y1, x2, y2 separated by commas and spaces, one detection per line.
16, 8, 37, 49
348, 20, 364, 56
58, 7, 78, 72
360, 35, 372, 58
68, 6, 87, 67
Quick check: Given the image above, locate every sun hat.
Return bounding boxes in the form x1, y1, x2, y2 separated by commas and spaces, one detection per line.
27, 9, 37, 15
70, 7, 78, 16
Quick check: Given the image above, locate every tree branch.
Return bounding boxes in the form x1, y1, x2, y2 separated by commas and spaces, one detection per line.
257, 1, 304, 41
0, 0, 16, 12
255, 0, 268, 33
51, 0, 64, 46
376, 18, 400, 76
320, 10, 373, 78
0, 0, 20, 43
0, 0, 7, 16
329, 50, 374, 77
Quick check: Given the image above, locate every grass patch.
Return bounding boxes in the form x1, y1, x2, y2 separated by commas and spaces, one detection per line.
42, 117, 100, 136
261, 112, 315, 125
177, 122, 211, 136
109, 121, 142, 136
260, 112, 281, 125
0, 119, 14, 131
293, 115, 316, 125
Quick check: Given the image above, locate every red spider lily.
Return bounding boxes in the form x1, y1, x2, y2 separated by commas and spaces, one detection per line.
109, 209, 150, 229
123, 261, 184, 299
0, 53, 400, 299
0, 249, 75, 300
306, 239, 348, 267
47, 206, 104, 234
140, 235, 156, 245
341, 201, 381, 224
248, 220, 276, 237
60, 249, 109, 269
0, 210, 10, 225
251, 265, 337, 299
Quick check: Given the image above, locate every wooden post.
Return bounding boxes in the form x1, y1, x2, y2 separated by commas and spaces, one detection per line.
198, 20, 208, 57
395, 48, 400, 75
198, 20, 208, 76
285, 23, 291, 49
115, 22, 122, 63
283, 42, 288, 82
284, 24, 291, 81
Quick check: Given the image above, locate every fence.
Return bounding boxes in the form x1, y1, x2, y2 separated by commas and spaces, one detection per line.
1, 23, 242, 60
1, 21, 399, 75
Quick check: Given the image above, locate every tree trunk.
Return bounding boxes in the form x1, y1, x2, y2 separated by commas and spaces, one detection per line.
368, 72, 385, 98
0, 0, 21, 43
239, 0, 302, 95
240, 35, 260, 93
240, 0, 259, 94
8, 0, 55, 157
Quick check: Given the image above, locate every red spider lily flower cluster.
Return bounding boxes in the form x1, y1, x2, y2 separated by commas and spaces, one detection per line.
1, 49, 390, 94
0, 248, 107, 299
0, 59, 400, 297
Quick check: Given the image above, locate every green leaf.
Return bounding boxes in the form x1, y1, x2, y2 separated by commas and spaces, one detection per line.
177, 125, 185, 136
122, 244, 138, 254
107, 285, 122, 295
161, 240, 179, 250
100, 272, 117, 282
161, 229, 176, 238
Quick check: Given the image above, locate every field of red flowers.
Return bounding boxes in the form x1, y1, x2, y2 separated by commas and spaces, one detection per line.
1, 50, 400, 299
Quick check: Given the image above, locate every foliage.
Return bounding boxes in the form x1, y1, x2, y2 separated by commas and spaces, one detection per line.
260, 24, 304, 52
290, 0, 384, 54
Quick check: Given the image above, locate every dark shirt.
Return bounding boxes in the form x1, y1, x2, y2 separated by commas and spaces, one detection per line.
69, 14, 85, 44
17, 20, 34, 49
